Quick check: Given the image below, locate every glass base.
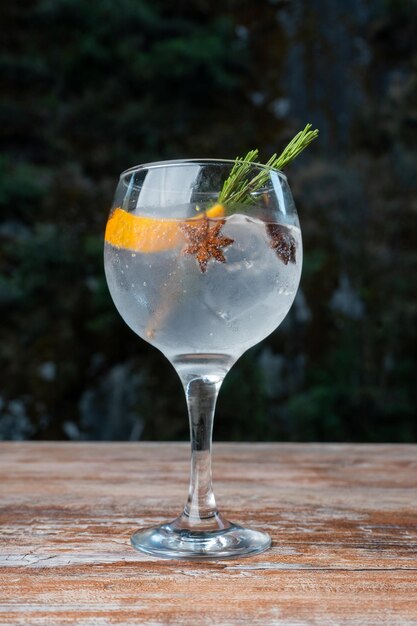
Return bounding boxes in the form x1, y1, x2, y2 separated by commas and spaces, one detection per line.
131, 520, 271, 560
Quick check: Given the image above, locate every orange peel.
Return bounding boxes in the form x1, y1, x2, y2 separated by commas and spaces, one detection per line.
105, 203, 225, 254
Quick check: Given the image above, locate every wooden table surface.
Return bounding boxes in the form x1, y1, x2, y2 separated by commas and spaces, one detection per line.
1, 443, 417, 625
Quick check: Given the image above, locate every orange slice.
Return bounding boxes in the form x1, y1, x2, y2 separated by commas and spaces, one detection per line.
105, 204, 225, 254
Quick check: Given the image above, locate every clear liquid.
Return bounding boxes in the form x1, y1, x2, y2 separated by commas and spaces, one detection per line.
104, 214, 302, 362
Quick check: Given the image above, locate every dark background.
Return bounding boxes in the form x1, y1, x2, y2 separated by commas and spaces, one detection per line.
1, 0, 416, 442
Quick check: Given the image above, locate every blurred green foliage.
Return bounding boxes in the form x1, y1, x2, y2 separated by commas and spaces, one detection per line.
1, 0, 416, 441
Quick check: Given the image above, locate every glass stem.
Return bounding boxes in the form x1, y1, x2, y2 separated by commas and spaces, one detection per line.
176, 371, 229, 532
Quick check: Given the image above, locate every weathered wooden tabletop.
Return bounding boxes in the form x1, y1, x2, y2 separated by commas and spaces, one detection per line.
1, 443, 417, 625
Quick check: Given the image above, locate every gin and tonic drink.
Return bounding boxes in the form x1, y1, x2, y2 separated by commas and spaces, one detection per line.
104, 160, 302, 559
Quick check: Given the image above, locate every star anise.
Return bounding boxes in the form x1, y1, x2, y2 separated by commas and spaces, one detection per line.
179, 215, 234, 273
266, 223, 297, 265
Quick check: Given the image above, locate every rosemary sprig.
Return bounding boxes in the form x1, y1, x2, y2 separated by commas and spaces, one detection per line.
218, 123, 318, 206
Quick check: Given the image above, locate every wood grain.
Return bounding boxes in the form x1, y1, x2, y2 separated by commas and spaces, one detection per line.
1, 442, 417, 625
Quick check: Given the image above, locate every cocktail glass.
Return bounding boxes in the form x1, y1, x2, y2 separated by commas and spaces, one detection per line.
104, 159, 302, 559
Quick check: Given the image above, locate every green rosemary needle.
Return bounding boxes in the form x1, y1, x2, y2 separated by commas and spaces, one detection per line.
218, 123, 319, 206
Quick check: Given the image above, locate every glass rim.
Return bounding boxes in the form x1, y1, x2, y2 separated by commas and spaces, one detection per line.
120, 158, 288, 181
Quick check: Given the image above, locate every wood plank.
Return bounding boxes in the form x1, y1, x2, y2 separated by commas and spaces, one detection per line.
1, 443, 417, 625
